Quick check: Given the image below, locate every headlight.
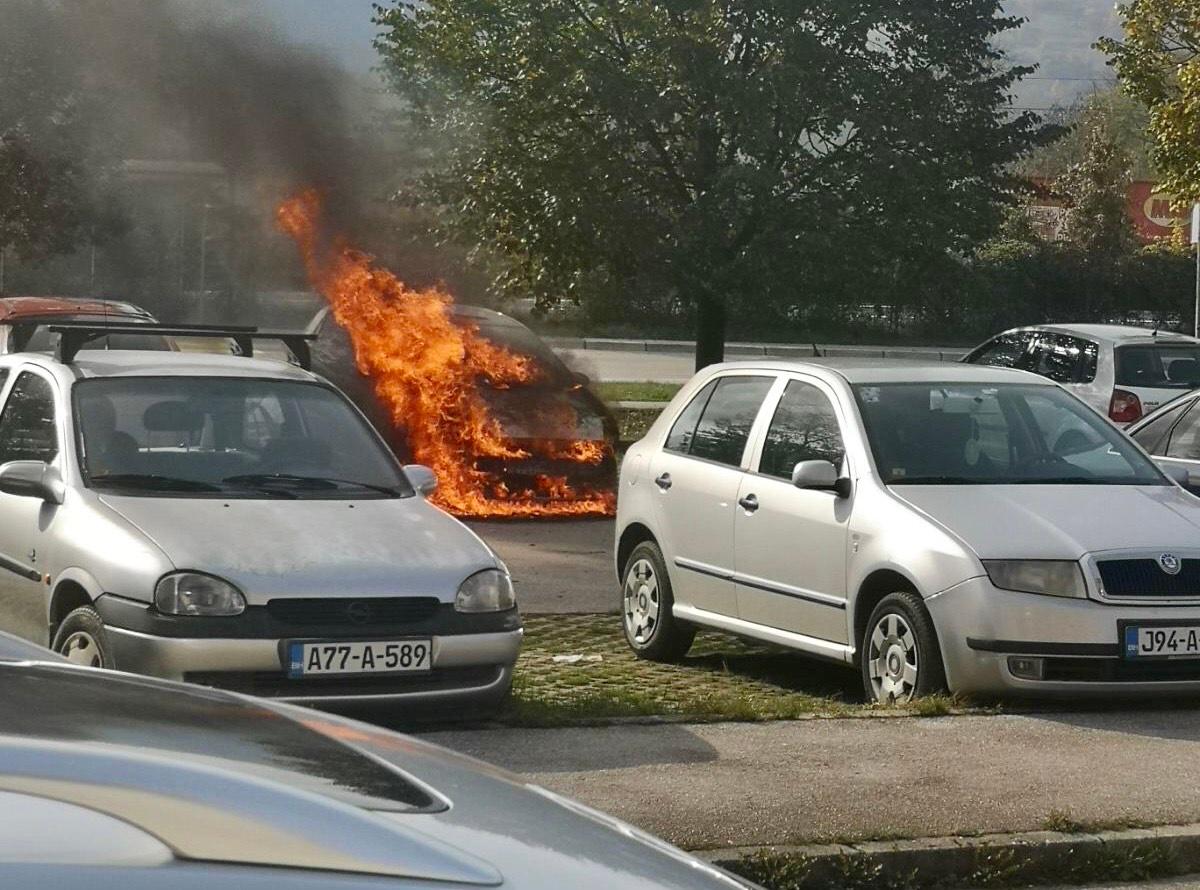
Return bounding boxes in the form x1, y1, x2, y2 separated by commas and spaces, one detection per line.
455, 569, 516, 613
155, 572, 246, 616
982, 560, 1086, 598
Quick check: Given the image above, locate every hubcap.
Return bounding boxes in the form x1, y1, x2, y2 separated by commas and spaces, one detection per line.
868, 612, 919, 704
623, 558, 660, 646
60, 631, 102, 668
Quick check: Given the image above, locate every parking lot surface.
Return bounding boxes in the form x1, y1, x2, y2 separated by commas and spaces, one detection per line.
467, 519, 617, 613
427, 709, 1200, 850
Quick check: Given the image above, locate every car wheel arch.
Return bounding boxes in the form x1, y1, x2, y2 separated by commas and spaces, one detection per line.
48, 578, 97, 643
617, 522, 658, 583
853, 569, 928, 664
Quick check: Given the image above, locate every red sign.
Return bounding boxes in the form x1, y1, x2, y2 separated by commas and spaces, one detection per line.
1127, 181, 1187, 242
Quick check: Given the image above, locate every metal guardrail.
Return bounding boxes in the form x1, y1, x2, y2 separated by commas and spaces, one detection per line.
546, 336, 967, 362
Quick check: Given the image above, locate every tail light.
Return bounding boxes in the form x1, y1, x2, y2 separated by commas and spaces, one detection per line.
1109, 389, 1143, 424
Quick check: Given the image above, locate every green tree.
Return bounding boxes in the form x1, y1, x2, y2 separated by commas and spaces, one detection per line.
1054, 113, 1135, 256
1101, 0, 1200, 204
0, 1, 101, 264
376, 0, 1047, 368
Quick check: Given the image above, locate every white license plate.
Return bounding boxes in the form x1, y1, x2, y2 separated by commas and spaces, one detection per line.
287, 639, 432, 677
1124, 625, 1200, 659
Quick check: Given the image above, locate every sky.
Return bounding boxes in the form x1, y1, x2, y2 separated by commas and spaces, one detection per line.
253, 0, 1123, 108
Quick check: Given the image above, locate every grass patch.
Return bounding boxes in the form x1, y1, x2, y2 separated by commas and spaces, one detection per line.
1040, 809, 1153, 835
592, 381, 681, 403
500, 614, 969, 726
614, 407, 661, 443
729, 840, 1179, 890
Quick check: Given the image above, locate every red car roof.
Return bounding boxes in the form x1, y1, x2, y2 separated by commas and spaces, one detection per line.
0, 297, 150, 323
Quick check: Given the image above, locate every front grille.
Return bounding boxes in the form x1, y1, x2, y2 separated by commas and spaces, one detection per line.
1097, 558, 1200, 598
1042, 657, 1200, 683
184, 664, 502, 699
266, 597, 440, 626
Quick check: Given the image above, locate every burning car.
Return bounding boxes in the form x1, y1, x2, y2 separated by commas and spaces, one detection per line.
307, 304, 618, 509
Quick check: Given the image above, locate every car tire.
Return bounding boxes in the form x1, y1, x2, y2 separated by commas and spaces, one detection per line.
861, 591, 946, 704
52, 605, 114, 670
621, 540, 695, 662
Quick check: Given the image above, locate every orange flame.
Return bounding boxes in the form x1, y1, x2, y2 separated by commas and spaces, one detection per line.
277, 190, 616, 518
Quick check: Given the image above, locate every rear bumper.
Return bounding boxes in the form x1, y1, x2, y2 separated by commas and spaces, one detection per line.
105, 626, 522, 705
929, 576, 1200, 697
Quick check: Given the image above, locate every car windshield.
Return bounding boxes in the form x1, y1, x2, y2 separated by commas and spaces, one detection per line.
1115, 344, 1200, 389
74, 377, 413, 498
854, 382, 1166, 486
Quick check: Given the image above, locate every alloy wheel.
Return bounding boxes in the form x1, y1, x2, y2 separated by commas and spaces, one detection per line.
59, 631, 103, 668
867, 612, 919, 703
623, 557, 660, 646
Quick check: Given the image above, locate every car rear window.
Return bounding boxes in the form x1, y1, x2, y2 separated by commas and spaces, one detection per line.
1115, 345, 1200, 389
0, 664, 443, 813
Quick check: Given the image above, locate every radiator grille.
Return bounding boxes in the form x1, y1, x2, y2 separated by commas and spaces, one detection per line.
266, 597, 441, 626
1097, 559, 1200, 598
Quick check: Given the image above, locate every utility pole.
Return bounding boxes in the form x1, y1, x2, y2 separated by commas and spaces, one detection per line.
1193, 204, 1200, 338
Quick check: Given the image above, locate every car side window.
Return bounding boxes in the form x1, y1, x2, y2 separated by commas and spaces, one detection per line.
1164, 402, 1200, 462
687, 376, 773, 467
1030, 334, 1086, 384
1077, 339, 1099, 383
0, 371, 58, 464
759, 380, 846, 479
1132, 399, 1194, 455
664, 380, 717, 453
966, 332, 1032, 368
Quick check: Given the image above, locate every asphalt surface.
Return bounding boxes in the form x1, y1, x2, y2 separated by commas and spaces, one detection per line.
427, 709, 1200, 850
466, 519, 617, 613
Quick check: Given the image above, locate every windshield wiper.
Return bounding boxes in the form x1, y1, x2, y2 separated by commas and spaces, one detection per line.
223, 473, 401, 496
90, 473, 224, 492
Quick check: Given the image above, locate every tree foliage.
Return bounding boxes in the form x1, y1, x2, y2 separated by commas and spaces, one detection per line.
376, 0, 1048, 367
0, 0, 106, 261
1053, 113, 1135, 256
1102, 0, 1200, 205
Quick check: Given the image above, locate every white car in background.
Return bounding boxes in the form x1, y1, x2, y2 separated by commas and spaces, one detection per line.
962, 324, 1200, 424
616, 359, 1200, 703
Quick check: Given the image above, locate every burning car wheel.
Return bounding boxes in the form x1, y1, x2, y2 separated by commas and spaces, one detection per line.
621, 541, 694, 662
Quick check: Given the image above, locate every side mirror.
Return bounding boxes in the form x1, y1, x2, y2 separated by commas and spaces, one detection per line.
791, 460, 851, 498
0, 461, 64, 504
404, 464, 438, 497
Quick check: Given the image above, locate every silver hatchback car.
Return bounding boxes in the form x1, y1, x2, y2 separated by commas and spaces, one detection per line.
0, 322, 521, 709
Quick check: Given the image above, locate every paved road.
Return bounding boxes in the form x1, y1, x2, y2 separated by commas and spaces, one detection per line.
466, 519, 616, 613
426, 709, 1200, 851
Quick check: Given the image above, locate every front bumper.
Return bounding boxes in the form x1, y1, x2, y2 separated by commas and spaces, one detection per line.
98, 595, 522, 706
929, 575, 1200, 697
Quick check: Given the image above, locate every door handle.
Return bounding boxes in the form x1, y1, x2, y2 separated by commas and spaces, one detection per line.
655, 472, 672, 491
738, 493, 759, 513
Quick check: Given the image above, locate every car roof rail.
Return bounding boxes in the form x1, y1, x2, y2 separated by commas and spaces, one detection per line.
47, 322, 318, 369
0, 736, 501, 884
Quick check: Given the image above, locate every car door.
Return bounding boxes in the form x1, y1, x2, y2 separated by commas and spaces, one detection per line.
648, 374, 774, 617
0, 368, 61, 644
1144, 398, 1200, 494
733, 377, 852, 644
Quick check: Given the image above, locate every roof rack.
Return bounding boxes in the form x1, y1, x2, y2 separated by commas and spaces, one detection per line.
46, 322, 317, 369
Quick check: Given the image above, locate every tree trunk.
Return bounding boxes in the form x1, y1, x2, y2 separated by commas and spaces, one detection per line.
694, 294, 727, 371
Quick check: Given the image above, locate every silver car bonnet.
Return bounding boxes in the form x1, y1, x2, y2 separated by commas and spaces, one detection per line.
96, 494, 498, 605
894, 483, 1200, 560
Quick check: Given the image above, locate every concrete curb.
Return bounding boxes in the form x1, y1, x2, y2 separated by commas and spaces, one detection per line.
548, 336, 967, 362
699, 823, 1200, 886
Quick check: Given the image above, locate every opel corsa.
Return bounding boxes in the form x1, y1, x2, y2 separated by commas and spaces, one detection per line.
0, 322, 521, 710
615, 359, 1200, 702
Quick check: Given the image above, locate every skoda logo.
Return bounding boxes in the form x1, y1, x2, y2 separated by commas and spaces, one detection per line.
1159, 553, 1183, 576
345, 601, 372, 624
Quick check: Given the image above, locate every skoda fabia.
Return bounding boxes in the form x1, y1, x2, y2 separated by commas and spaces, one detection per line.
615, 359, 1200, 702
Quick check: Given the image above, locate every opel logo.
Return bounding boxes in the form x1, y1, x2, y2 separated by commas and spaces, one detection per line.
345, 601, 372, 624
1159, 553, 1182, 576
